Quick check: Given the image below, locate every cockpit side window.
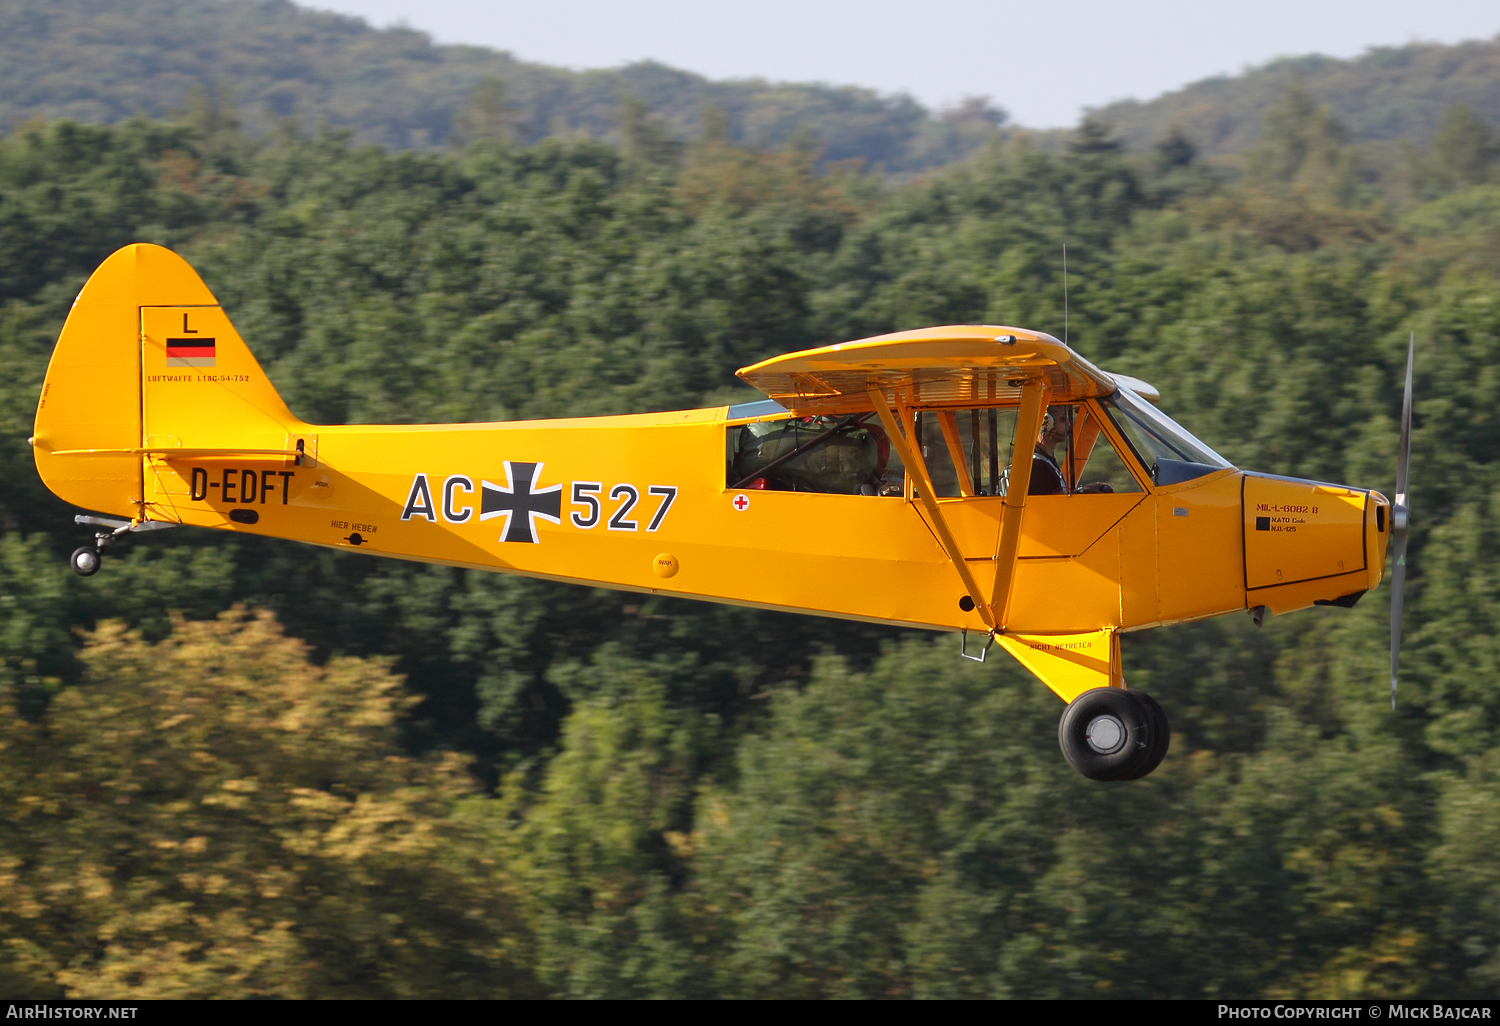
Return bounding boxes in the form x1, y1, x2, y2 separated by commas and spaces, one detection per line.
727, 415, 906, 495
1072, 406, 1144, 494
1101, 389, 1232, 487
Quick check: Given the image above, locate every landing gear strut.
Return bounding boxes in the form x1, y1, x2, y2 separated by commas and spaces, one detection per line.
68, 515, 177, 577
1059, 687, 1170, 781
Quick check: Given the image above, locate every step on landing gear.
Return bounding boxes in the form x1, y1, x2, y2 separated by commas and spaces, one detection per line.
1059, 687, 1170, 781
68, 515, 178, 577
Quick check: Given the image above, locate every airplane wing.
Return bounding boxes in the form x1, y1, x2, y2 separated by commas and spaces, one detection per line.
1108, 373, 1160, 404
736, 325, 1143, 413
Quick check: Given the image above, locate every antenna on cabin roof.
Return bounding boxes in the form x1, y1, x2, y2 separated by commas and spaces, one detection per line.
1062, 242, 1069, 347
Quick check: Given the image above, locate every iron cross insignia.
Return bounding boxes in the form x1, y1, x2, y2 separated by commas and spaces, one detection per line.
480, 461, 563, 543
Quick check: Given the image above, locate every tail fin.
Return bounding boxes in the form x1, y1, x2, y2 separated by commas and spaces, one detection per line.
32, 244, 306, 521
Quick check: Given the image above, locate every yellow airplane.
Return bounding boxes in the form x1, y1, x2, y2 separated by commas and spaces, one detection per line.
30, 244, 1411, 781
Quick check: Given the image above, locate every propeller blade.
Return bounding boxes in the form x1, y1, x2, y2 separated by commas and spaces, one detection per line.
1396, 332, 1413, 507
1391, 332, 1414, 710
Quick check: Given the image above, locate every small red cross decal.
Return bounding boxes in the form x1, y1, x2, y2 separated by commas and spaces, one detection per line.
732, 493, 750, 511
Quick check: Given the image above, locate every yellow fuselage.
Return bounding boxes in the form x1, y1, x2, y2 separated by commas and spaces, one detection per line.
140, 414, 1385, 635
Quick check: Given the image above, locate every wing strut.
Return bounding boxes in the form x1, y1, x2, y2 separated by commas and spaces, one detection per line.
935, 412, 975, 497
991, 379, 1051, 628
868, 387, 996, 629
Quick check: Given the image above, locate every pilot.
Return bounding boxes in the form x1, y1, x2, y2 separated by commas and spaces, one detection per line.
1030, 408, 1070, 495
1031, 406, 1114, 494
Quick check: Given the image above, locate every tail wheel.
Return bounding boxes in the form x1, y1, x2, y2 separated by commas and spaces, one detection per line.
1058, 687, 1160, 782
70, 546, 101, 577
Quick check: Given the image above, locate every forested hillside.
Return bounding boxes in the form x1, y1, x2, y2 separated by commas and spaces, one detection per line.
1098, 36, 1500, 159
3, 0, 1499, 176
1096, 37, 1500, 155
0, 0, 1004, 170
2, 85, 1500, 997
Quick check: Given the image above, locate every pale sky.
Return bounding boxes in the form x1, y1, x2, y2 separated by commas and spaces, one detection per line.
309, 0, 1500, 127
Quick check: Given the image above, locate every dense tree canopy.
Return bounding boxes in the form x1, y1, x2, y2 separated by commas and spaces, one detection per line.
1, 91, 1499, 997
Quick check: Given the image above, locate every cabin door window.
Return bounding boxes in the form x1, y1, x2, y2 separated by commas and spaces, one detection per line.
915, 407, 1018, 498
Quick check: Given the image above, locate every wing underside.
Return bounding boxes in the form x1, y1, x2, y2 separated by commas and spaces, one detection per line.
735, 325, 1140, 415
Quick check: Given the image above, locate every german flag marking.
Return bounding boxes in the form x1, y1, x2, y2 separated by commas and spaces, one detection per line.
166, 337, 216, 367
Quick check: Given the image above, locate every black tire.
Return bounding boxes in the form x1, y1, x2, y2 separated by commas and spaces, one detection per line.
1118, 690, 1170, 780
1058, 687, 1153, 781
70, 546, 101, 577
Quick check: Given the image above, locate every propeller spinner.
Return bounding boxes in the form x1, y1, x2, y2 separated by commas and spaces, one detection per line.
1390, 333, 1414, 710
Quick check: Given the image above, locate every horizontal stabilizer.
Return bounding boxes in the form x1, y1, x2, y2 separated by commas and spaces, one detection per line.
75, 514, 179, 532
46, 446, 301, 458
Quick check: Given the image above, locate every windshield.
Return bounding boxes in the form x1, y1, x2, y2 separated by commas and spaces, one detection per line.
1102, 389, 1232, 485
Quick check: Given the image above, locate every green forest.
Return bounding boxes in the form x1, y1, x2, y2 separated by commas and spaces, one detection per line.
2, 79, 1500, 998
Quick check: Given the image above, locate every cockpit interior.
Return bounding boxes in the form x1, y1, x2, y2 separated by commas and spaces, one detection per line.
725, 390, 1231, 497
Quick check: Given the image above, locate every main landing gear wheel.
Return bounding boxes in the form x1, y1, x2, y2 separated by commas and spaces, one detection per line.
1118, 690, 1170, 781
1058, 687, 1170, 781
70, 546, 101, 577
